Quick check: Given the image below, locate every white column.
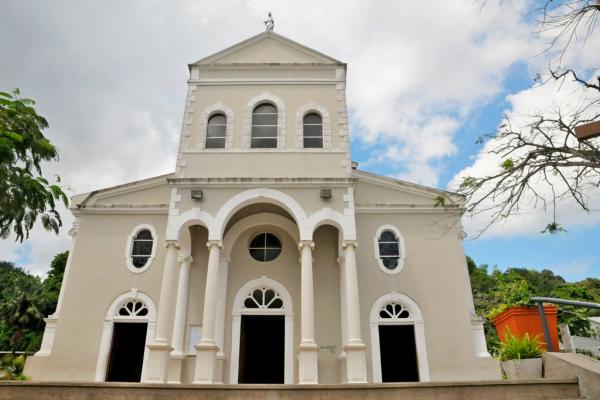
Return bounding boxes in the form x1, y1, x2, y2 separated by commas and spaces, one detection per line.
214, 253, 230, 383
171, 256, 193, 357
342, 241, 367, 383
194, 240, 222, 384
298, 240, 319, 384
143, 241, 180, 383
337, 255, 348, 383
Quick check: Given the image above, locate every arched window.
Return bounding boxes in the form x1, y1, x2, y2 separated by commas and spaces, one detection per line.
378, 230, 400, 270
117, 299, 149, 317
205, 113, 226, 148
373, 225, 406, 274
242, 287, 285, 310
131, 229, 153, 268
251, 103, 277, 148
303, 113, 323, 148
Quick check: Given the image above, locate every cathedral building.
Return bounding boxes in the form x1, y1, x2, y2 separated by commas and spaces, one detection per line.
25, 27, 500, 385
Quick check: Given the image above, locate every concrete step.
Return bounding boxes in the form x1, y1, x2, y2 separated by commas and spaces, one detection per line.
0, 379, 581, 400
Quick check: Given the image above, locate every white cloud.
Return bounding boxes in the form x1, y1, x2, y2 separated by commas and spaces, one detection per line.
0, 1, 544, 273
451, 73, 600, 238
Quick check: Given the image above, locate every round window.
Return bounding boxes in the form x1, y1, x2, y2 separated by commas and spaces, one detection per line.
249, 232, 282, 262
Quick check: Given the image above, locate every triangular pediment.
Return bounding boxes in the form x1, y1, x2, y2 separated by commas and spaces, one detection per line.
192, 31, 343, 65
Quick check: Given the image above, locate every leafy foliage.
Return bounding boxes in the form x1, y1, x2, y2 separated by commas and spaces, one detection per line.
499, 330, 543, 361
0, 89, 68, 242
0, 252, 67, 353
468, 256, 599, 354
0, 354, 27, 380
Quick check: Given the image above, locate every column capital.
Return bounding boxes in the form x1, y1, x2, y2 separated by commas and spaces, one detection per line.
298, 240, 315, 251
206, 240, 223, 249
178, 255, 193, 264
164, 240, 180, 250
342, 240, 358, 249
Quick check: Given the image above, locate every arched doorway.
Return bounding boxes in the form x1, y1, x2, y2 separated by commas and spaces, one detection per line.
369, 293, 430, 383
94, 291, 156, 382
230, 277, 293, 384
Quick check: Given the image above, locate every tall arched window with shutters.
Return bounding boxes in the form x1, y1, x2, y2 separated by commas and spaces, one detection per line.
303, 113, 323, 148
205, 113, 227, 148
251, 103, 278, 148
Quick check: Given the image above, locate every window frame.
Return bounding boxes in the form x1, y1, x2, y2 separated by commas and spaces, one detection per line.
205, 113, 227, 149
373, 225, 406, 274
248, 232, 282, 262
124, 224, 158, 273
251, 103, 278, 149
302, 112, 323, 148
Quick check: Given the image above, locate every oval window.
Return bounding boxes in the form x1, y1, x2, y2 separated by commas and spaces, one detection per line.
131, 229, 153, 268
249, 232, 282, 262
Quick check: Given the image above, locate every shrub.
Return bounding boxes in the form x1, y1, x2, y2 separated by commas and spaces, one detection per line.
499, 330, 543, 361
0, 354, 28, 380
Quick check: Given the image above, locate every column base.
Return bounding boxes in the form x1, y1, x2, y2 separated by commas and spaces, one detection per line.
142, 341, 173, 383
193, 340, 220, 384
298, 341, 319, 384
344, 341, 367, 383
167, 352, 186, 384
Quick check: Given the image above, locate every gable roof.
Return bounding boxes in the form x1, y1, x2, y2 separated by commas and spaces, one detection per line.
353, 169, 464, 205
191, 31, 344, 67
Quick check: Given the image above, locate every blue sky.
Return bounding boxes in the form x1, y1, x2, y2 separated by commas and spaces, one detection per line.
0, 1, 598, 282
350, 61, 600, 282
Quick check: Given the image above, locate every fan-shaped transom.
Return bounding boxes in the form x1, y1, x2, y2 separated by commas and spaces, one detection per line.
242, 287, 284, 310
116, 299, 149, 318
378, 302, 411, 320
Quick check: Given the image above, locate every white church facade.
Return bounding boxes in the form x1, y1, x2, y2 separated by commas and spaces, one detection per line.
25, 29, 500, 384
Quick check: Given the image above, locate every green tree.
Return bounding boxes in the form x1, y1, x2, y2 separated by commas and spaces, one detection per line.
0, 288, 43, 355
0, 261, 44, 352
0, 89, 68, 242
41, 251, 68, 313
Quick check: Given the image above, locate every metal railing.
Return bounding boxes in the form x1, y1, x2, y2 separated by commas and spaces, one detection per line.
530, 296, 600, 352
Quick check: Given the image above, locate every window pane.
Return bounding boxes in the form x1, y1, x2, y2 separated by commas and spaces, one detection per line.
208, 114, 226, 125
254, 104, 277, 114
264, 289, 275, 304
250, 233, 266, 248
205, 137, 226, 149
252, 114, 277, 126
382, 257, 399, 270
265, 233, 281, 248
265, 248, 281, 261
380, 231, 397, 242
133, 240, 153, 256
251, 125, 277, 138
269, 298, 283, 309
206, 125, 226, 138
136, 230, 152, 240
303, 124, 322, 138
304, 138, 323, 148
132, 256, 149, 268
249, 248, 265, 261
244, 297, 258, 308
251, 138, 277, 148
304, 113, 322, 124
379, 242, 399, 256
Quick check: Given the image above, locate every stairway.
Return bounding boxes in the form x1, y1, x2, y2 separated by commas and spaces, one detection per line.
0, 379, 581, 400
